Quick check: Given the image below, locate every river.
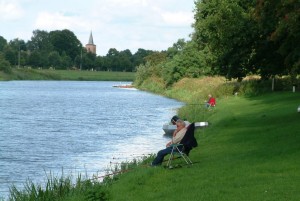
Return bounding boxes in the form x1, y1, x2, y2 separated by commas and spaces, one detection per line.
0, 81, 183, 199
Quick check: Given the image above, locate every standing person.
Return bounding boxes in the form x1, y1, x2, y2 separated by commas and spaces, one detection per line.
151, 119, 187, 166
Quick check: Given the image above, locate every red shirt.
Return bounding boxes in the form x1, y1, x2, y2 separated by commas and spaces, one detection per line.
208, 97, 216, 106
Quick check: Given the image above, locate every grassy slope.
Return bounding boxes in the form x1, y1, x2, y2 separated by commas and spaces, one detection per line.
107, 92, 300, 201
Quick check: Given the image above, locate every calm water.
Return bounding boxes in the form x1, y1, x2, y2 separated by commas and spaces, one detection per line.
0, 81, 183, 198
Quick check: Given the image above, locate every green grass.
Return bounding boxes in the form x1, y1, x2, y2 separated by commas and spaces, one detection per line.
43, 70, 135, 81
0, 69, 135, 81
106, 92, 300, 201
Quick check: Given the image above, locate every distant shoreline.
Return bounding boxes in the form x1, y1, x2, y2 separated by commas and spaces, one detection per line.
0, 69, 136, 81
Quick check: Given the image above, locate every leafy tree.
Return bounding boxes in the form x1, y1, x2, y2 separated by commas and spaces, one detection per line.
49, 29, 81, 61
166, 39, 186, 59
28, 51, 43, 67
27, 30, 53, 52
135, 62, 152, 85
254, 0, 300, 79
144, 51, 167, 66
0, 54, 12, 73
60, 52, 72, 69
48, 51, 61, 68
119, 49, 133, 71
132, 48, 153, 67
0, 36, 7, 51
193, 0, 257, 80
106, 48, 120, 71
95, 56, 104, 71
82, 52, 96, 70
3, 46, 17, 66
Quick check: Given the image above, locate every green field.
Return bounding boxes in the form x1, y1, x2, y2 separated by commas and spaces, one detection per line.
0, 69, 135, 81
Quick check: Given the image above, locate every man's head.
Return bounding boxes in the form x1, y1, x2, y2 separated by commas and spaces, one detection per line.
176, 119, 186, 130
171, 115, 180, 125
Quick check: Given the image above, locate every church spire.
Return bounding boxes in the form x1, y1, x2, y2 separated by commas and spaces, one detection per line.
85, 31, 96, 54
88, 31, 94, 45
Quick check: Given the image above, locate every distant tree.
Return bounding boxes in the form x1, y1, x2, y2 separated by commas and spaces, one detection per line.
60, 52, 72, 69
119, 49, 133, 71
49, 29, 81, 61
144, 51, 167, 66
106, 48, 120, 71
3, 46, 17, 66
48, 51, 61, 68
0, 54, 12, 73
28, 51, 43, 67
166, 39, 186, 59
132, 48, 153, 67
83, 52, 96, 70
0, 36, 7, 51
95, 56, 104, 71
27, 30, 53, 52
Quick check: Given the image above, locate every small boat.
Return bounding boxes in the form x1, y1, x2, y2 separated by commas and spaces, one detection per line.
162, 121, 208, 135
113, 84, 134, 88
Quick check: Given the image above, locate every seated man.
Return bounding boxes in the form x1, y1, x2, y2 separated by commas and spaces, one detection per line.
151, 119, 187, 166
205, 94, 216, 108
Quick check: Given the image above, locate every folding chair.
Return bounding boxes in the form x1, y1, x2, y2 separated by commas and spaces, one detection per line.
167, 123, 198, 168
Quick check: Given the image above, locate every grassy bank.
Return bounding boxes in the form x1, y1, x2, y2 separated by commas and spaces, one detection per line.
0, 69, 135, 81
5, 77, 300, 201
106, 90, 300, 201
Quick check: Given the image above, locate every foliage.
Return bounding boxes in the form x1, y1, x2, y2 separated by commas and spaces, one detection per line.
162, 40, 209, 86
193, 0, 258, 79
0, 36, 7, 51
49, 29, 81, 61
8, 173, 109, 201
134, 0, 299, 88
253, 0, 300, 79
0, 30, 155, 72
192, 0, 300, 80
0, 54, 12, 74
135, 39, 212, 87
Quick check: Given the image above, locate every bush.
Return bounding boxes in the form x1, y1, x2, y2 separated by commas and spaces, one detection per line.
0, 56, 12, 74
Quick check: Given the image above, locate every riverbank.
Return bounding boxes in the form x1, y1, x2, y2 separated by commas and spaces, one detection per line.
106, 79, 300, 201
5, 76, 300, 201
0, 68, 135, 81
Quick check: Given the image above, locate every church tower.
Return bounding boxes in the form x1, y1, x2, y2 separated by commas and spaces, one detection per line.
85, 31, 96, 54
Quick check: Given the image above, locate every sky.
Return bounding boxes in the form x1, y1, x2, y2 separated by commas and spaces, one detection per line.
0, 0, 195, 56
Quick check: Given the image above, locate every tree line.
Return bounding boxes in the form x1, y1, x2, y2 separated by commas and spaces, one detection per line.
1, 0, 299, 86
0, 29, 154, 72
135, 0, 299, 86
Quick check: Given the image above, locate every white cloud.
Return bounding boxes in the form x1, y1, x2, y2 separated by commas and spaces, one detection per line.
161, 11, 194, 26
0, 0, 195, 55
0, 0, 24, 21
35, 12, 88, 31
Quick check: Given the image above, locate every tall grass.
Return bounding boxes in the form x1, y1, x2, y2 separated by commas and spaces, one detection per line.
6, 156, 150, 201
8, 172, 110, 201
